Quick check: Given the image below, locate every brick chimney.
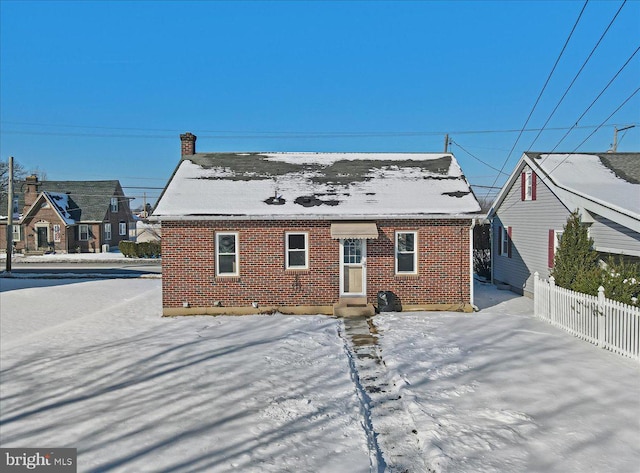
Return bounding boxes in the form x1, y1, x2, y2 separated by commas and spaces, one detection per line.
23, 175, 41, 209
180, 132, 197, 156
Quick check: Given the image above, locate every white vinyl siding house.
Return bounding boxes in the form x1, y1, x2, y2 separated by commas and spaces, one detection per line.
489, 153, 640, 297
589, 214, 640, 258
491, 165, 570, 295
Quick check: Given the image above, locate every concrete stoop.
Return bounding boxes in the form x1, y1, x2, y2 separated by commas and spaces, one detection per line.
333, 297, 376, 317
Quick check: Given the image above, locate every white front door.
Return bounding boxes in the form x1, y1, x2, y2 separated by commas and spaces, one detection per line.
340, 238, 366, 296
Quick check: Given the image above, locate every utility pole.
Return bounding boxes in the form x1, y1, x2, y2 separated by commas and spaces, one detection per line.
444, 134, 449, 153
143, 192, 147, 218
5, 156, 14, 273
612, 125, 635, 152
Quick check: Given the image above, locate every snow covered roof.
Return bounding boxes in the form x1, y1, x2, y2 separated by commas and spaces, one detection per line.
532, 153, 639, 217
153, 152, 482, 220
489, 152, 640, 231
44, 192, 76, 225
20, 191, 77, 225
0, 179, 126, 222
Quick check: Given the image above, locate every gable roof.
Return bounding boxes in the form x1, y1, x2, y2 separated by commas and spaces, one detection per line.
489, 152, 640, 232
0, 180, 124, 222
21, 191, 76, 225
152, 152, 482, 220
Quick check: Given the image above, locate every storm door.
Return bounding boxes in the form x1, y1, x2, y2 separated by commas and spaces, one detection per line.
340, 238, 366, 296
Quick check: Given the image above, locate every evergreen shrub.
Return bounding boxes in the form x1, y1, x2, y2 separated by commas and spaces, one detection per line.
119, 240, 160, 258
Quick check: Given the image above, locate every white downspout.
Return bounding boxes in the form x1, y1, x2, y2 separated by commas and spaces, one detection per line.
470, 218, 476, 309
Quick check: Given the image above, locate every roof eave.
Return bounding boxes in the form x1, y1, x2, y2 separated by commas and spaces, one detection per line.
149, 212, 484, 222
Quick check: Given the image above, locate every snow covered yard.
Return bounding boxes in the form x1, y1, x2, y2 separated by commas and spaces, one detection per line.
1, 277, 639, 472
372, 284, 640, 472
0, 278, 371, 472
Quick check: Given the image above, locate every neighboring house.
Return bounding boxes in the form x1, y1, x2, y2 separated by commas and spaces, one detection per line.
488, 152, 640, 297
0, 176, 135, 254
151, 132, 483, 316
136, 220, 162, 243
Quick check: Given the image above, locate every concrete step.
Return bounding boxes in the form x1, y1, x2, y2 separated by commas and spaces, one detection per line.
333, 298, 375, 317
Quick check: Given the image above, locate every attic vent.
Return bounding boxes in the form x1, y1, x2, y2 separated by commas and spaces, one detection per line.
442, 191, 470, 198
294, 195, 340, 207
264, 195, 286, 205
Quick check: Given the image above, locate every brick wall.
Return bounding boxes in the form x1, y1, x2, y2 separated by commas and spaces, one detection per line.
162, 218, 472, 309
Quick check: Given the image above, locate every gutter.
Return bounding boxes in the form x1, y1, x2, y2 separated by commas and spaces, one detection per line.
149, 213, 485, 223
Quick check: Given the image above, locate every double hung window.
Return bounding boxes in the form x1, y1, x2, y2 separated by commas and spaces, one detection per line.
286, 232, 308, 269
216, 232, 239, 276
79, 224, 90, 241
396, 231, 417, 274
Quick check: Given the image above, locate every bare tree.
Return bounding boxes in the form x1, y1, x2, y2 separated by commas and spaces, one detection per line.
0, 160, 48, 194
0, 159, 27, 194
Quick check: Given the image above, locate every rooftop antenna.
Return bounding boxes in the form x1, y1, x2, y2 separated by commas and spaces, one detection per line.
611, 124, 635, 152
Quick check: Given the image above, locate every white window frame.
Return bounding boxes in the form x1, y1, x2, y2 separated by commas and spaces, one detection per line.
216, 232, 239, 276
104, 223, 112, 241
285, 232, 309, 269
110, 197, 118, 212
395, 231, 418, 274
501, 226, 510, 256
524, 171, 533, 201
12, 225, 21, 242
554, 230, 563, 256
79, 224, 90, 241
119, 221, 127, 236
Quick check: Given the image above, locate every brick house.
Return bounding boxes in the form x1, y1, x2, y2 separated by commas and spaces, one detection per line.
0, 176, 135, 254
152, 132, 483, 316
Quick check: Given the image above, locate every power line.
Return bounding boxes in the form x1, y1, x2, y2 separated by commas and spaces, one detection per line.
1, 123, 634, 140
548, 45, 640, 154
545, 86, 640, 178
449, 139, 510, 176
527, 0, 628, 151
484, 0, 589, 201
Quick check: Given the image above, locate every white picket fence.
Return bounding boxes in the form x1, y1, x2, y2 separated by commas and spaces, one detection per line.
533, 272, 640, 362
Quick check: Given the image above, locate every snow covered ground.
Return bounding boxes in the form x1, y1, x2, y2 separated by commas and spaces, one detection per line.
0, 250, 154, 264
1, 277, 638, 472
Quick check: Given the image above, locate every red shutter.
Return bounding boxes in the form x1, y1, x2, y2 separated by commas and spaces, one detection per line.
548, 229, 555, 268
507, 226, 512, 258
521, 173, 526, 200
532, 173, 537, 201
497, 226, 503, 255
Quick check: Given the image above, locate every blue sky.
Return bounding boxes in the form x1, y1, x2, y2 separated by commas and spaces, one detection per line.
1, 0, 638, 208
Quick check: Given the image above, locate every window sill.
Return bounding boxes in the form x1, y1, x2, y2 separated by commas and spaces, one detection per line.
285, 268, 310, 273
215, 275, 240, 282
395, 273, 419, 279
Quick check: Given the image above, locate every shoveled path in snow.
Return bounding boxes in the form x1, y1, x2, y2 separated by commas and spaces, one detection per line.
341, 316, 431, 473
